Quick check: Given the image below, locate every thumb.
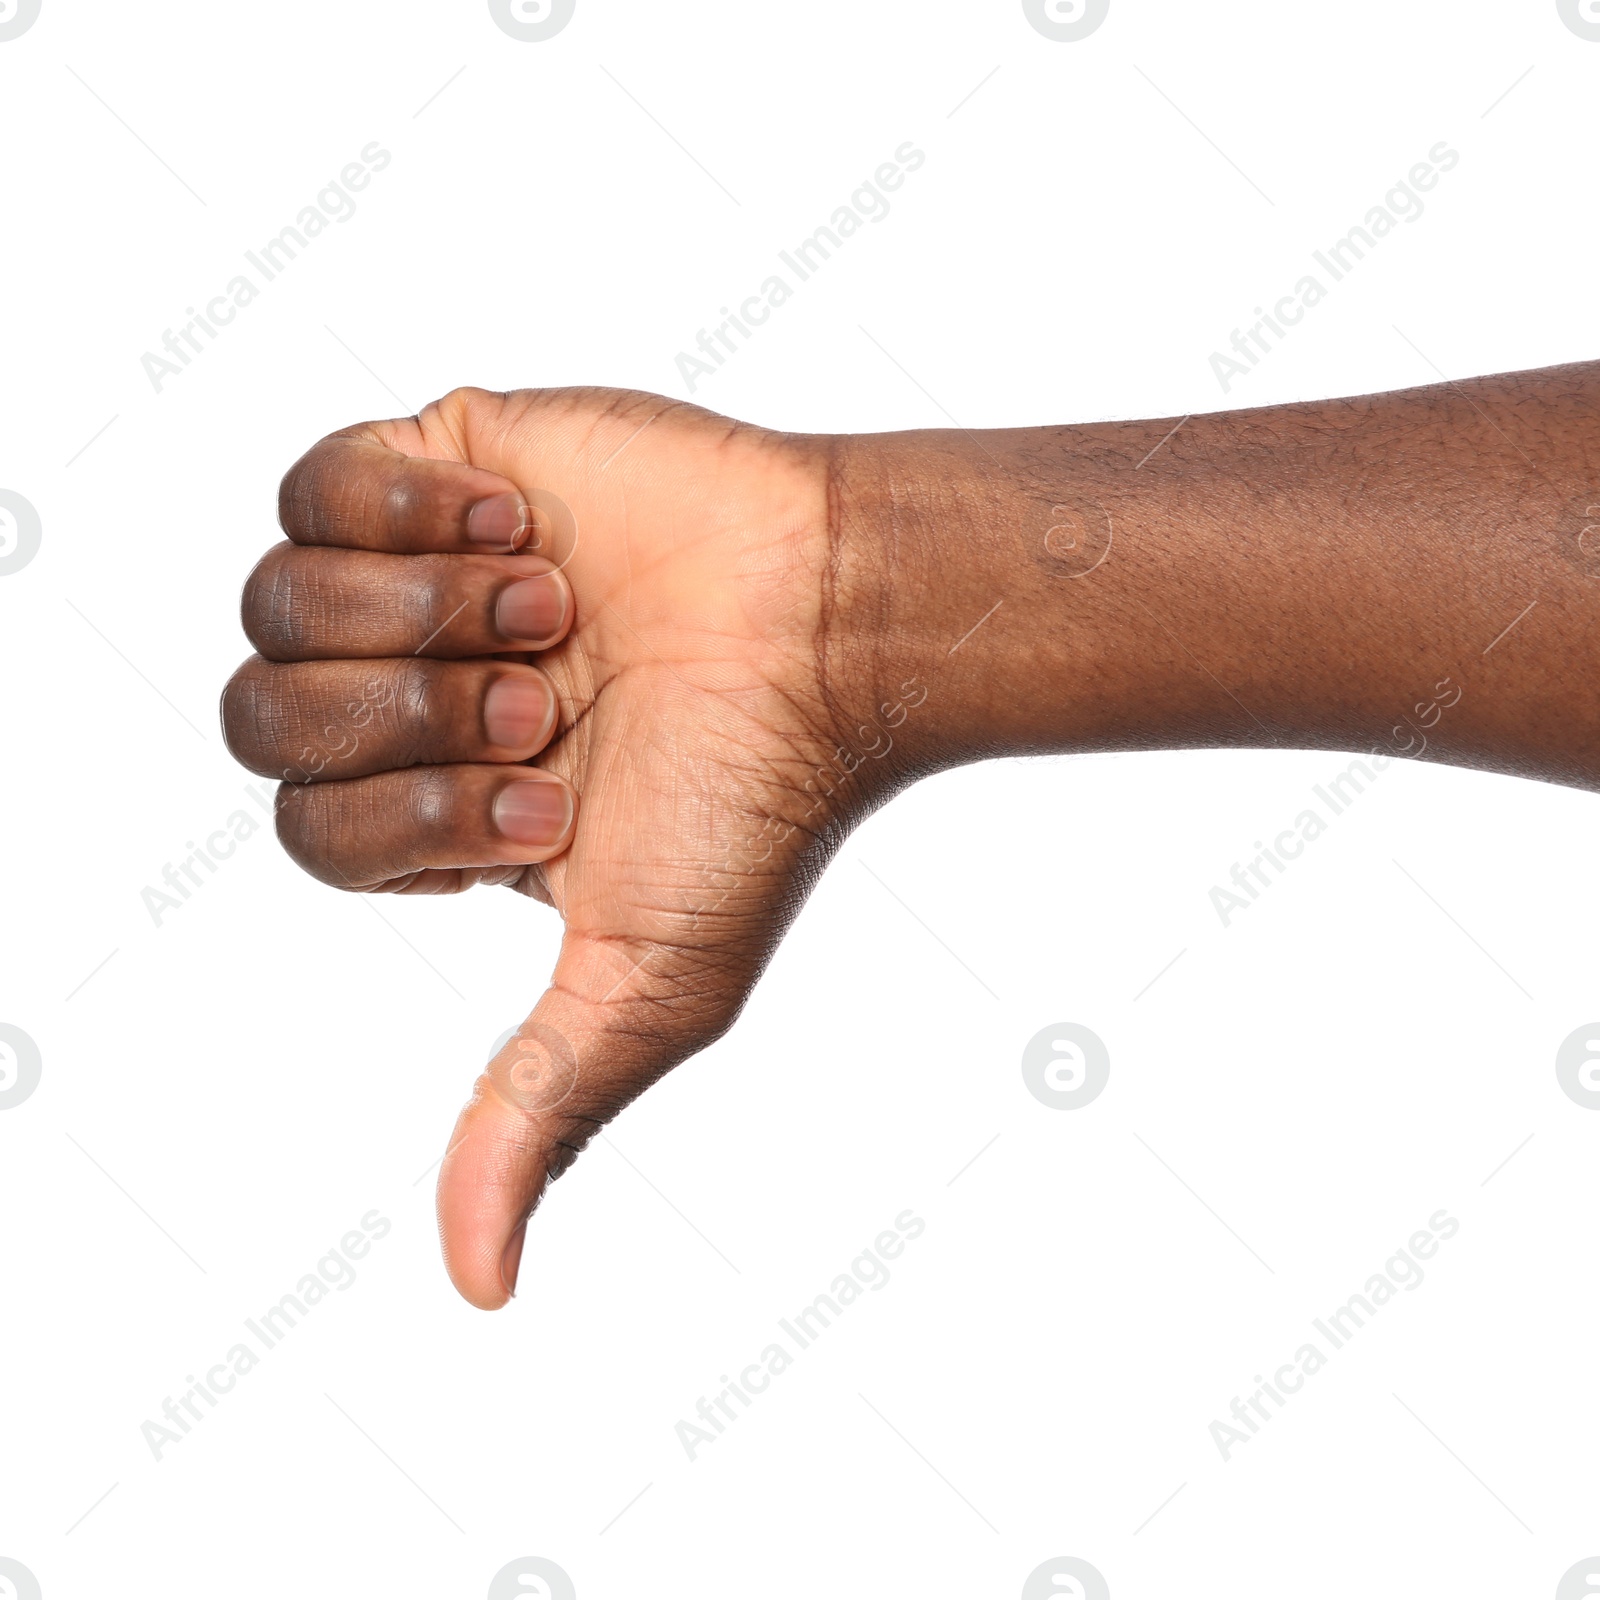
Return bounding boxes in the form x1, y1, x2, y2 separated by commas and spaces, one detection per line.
435, 931, 741, 1309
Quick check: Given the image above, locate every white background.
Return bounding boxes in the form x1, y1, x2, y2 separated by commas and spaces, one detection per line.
2, 2, 1598, 1596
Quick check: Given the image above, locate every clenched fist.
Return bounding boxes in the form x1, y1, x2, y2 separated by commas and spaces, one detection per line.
222, 387, 910, 1308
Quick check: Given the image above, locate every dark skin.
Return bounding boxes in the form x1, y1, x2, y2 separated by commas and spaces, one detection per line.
220, 362, 1600, 1308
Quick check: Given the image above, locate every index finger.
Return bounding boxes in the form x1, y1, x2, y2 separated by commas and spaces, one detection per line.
279, 424, 531, 554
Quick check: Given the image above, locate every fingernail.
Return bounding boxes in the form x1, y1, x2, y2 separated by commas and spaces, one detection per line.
467, 492, 528, 547
496, 575, 566, 643
493, 778, 572, 845
501, 1219, 527, 1299
483, 676, 554, 750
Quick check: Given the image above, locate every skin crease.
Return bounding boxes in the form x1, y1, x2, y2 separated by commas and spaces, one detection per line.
222, 365, 1600, 1309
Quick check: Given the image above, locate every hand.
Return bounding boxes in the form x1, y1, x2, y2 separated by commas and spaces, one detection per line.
222, 386, 906, 1308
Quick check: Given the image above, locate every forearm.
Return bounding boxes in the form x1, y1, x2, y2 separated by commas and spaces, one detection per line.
830, 362, 1600, 789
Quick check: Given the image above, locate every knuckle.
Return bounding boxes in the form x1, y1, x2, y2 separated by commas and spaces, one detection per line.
408, 556, 461, 647
272, 778, 371, 889
438, 385, 495, 421
380, 475, 426, 542
219, 658, 273, 771
386, 659, 440, 767
240, 544, 309, 657
279, 431, 376, 545
406, 765, 462, 835
271, 756, 464, 891
278, 445, 331, 541
272, 780, 331, 876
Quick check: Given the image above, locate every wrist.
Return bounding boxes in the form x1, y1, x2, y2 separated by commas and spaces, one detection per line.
814, 430, 952, 783
821, 424, 1132, 776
